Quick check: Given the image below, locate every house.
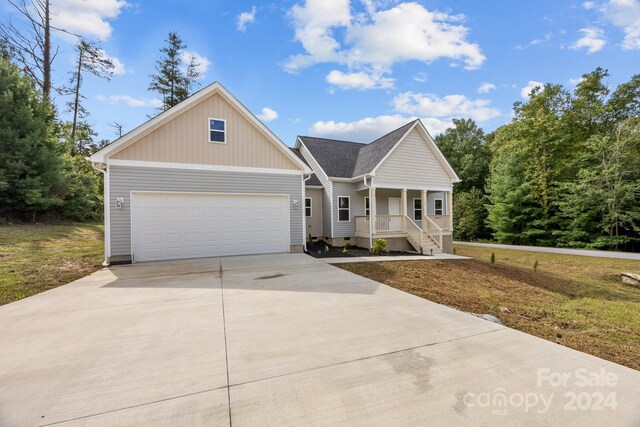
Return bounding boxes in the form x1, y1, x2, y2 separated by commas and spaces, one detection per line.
88, 82, 312, 264
88, 82, 459, 265
293, 120, 460, 254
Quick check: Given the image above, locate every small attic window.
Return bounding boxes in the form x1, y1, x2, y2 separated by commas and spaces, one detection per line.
209, 118, 226, 144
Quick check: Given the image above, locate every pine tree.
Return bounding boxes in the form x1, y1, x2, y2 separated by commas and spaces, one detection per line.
0, 56, 64, 220
148, 32, 200, 111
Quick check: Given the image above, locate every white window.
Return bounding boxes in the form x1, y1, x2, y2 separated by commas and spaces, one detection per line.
338, 196, 350, 222
305, 198, 312, 217
413, 198, 422, 221
364, 197, 370, 216
208, 118, 226, 143
434, 198, 444, 215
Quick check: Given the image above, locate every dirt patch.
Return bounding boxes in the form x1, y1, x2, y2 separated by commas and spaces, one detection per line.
306, 240, 421, 258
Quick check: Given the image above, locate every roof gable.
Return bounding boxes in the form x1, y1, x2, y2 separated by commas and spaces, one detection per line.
88, 82, 310, 172
297, 136, 364, 178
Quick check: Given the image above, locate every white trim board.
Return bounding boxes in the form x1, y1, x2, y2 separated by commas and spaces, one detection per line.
107, 159, 303, 176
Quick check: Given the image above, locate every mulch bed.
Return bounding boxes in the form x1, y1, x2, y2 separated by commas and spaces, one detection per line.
306, 240, 422, 258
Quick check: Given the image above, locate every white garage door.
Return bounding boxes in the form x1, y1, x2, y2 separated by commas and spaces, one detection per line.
131, 192, 290, 262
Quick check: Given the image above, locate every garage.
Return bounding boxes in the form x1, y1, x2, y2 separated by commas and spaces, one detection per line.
131, 192, 290, 262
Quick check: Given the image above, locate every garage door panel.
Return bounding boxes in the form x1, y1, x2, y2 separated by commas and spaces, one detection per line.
132, 193, 290, 262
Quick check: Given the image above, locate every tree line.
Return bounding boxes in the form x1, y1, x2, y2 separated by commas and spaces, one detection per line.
0, 0, 201, 221
436, 68, 640, 252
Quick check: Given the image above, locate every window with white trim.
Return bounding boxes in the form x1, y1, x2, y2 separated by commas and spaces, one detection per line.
434, 198, 444, 215
305, 198, 312, 217
364, 197, 370, 216
338, 196, 350, 222
208, 118, 226, 143
413, 198, 422, 221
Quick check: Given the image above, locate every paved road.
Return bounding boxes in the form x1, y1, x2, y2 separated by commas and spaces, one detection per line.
1, 254, 638, 425
455, 241, 640, 261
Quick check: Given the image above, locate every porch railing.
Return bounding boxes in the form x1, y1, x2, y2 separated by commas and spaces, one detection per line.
429, 214, 451, 231
355, 216, 369, 235
355, 215, 405, 234
423, 215, 443, 248
406, 217, 423, 253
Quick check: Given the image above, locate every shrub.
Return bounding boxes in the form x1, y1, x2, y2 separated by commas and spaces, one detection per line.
533, 260, 539, 271
342, 247, 348, 254
345, 243, 352, 249
372, 238, 389, 255
490, 252, 495, 264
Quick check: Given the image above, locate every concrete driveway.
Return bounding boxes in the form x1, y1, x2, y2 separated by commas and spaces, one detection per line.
1, 254, 638, 426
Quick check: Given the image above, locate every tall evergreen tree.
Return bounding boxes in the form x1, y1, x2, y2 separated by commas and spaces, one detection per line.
148, 32, 201, 111
63, 40, 115, 144
0, 56, 63, 220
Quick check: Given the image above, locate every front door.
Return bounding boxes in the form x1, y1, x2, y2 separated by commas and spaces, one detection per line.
388, 197, 402, 231
388, 197, 401, 215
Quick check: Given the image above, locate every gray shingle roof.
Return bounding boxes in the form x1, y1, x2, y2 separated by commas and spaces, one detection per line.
289, 148, 322, 186
298, 120, 417, 179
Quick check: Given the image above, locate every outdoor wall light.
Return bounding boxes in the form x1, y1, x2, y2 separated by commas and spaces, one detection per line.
293, 199, 300, 208
115, 197, 124, 209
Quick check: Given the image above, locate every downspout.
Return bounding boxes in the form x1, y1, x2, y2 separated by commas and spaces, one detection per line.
90, 161, 110, 267
362, 175, 373, 250
303, 174, 312, 252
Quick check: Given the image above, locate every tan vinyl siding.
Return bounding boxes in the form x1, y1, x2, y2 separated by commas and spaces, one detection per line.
108, 165, 303, 257
305, 188, 323, 238
111, 93, 298, 170
299, 143, 332, 237
374, 128, 453, 189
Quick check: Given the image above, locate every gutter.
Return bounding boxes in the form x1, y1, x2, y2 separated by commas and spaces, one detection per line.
90, 160, 110, 267
362, 175, 373, 250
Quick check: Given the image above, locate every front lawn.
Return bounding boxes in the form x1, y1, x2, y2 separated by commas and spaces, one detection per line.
0, 223, 104, 305
337, 245, 640, 371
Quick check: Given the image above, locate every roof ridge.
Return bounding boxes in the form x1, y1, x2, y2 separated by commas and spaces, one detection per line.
298, 135, 367, 146
367, 119, 417, 145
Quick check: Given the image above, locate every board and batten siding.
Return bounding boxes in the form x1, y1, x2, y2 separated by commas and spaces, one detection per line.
332, 181, 364, 238
108, 165, 303, 258
299, 143, 333, 237
111, 93, 299, 171
374, 128, 453, 190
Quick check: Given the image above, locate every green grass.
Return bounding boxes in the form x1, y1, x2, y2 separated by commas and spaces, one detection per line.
0, 223, 104, 305
338, 245, 640, 370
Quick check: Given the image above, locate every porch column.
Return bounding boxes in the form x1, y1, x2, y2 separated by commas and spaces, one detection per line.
421, 190, 427, 222
370, 187, 377, 246
447, 190, 453, 230
401, 188, 407, 232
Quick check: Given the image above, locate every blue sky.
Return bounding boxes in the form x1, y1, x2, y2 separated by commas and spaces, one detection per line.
4, 0, 640, 145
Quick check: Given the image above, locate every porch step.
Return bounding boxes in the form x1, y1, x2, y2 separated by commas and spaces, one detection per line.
406, 233, 442, 254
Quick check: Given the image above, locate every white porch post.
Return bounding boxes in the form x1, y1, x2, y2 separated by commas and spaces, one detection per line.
370, 187, 377, 248
401, 188, 407, 232
447, 190, 453, 230
421, 190, 427, 222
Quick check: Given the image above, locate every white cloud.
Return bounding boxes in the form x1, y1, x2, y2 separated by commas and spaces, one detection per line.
180, 51, 211, 77
99, 50, 126, 75
310, 115, 452, 142
51, 0, 129, 40
569, 76, 585, 86
326, 70, 394, 90
393, 92, 501, 122
583, 1, 596, 9
477, 82, 496, 94
413, 72, 428, 83
599, 0, 640, 50
285, 0, 485, 78
237, 6, 257, 32
570, 27, 607, 53
96, 94, 162, 108
256, 107, 278, 122
515, 32, 553, 49
520, 80, 544, 99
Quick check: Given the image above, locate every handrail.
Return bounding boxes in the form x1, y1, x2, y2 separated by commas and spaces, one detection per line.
423, 215, 443, 249
406, 216, 423, 253
375, 215, 403, 232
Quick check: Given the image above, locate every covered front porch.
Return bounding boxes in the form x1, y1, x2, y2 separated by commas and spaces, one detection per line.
355, 187, 453, 253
